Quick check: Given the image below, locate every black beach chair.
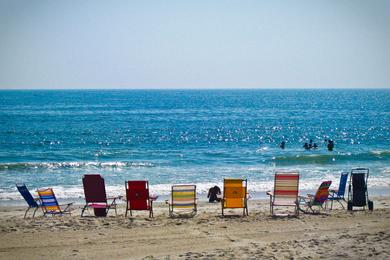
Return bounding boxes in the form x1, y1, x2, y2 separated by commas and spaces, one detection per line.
347, 168, 373, 211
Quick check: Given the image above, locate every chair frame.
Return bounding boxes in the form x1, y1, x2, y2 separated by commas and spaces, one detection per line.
166, 185, 197, 217
125, 180, 154, 218
329, 172, 349, 209
37, 188, 73, 216
16, 184, 41, 218
266, 172, 300, 217
299, 181, 332, 214
221, 179, 249, 216
347, 168, 373, 211
81, 174, 120, 217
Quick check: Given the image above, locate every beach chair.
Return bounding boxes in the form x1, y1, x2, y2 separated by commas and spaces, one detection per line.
16, 184, 41, 218
347, 168, 373, 211
125, 180, 155, 218
37, 188, 73, 216
221, 179, 248, 216
81, 174, 120, 217
328, 172, 348, 209
266, 172, 299, 217
298, 181, 332, 214
166, 185, 197, 217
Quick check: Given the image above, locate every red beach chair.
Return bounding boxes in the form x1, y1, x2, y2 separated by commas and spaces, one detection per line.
81, 174, 120, 217
125, 180, 155, 218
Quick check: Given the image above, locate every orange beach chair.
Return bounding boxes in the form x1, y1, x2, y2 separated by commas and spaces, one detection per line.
221, 179, 248, 216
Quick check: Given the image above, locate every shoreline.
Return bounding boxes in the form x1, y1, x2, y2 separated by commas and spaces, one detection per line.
1, 197, 390, 259
2, 186, 390, 207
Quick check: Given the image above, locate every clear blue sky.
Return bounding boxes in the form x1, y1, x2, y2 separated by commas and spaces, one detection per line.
0, 0, 389, 89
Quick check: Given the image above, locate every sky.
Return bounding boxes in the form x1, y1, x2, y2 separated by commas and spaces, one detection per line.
0, 0, 389, 89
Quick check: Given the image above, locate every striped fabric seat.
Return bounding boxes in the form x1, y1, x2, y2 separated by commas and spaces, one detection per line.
167, 185, 197, 216
221, 179, 248, 216
267, 172, 299, 216
37, 188, 73, 216
298, 181, 332, 214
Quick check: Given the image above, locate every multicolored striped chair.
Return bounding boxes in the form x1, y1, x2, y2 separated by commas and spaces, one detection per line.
166, 185, 197, 217
298, 180, 332, 214
125, 180, 155, 218
37, 188, 73, 216
266, 172, 300, 216
221, 179, 248, 216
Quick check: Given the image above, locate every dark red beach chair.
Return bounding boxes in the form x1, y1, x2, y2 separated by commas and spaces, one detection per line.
125, 180, 155, 218
81, 174, 120, 217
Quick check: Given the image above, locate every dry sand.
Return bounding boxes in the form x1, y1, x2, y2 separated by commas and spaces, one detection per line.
1, 197, 390, 259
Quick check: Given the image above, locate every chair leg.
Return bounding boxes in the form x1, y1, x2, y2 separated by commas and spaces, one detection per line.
24, 207, 31, 219
81, 205, 88, 217
33, 207, 39, 218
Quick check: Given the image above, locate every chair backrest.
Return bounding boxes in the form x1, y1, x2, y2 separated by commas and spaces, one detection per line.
223, 179, 247, 208
336, 172, 349, 197
350, 168, 369, 206
313, 181, 332, 204
273, 172, 299, 202
37, 188, 61, 213
16, 184, 38, 208
126, 180, 150, 210
171, 185, 196, 208
82, 174, 107, 204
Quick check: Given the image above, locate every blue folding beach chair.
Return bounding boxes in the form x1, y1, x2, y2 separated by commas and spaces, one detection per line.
16, 184, 41, 218
328, 172, 348, 209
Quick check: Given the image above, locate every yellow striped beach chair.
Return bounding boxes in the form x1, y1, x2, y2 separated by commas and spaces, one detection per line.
166, 185, 197, 217
37, 188, 73, 216
221, 179, 248, 216
266, 172, 300, 216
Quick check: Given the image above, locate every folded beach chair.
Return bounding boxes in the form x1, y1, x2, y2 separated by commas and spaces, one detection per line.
37, 188, 73, 216
166, 185, 197, 217
81, 174, 120, 217
298, 181, 332, 214
328, 172, 348, 209
266, 172, 299, 217
125, 180, 154, 218
221, 179, 248, 216
16, 184, 41, 218
347, 168, 373, 211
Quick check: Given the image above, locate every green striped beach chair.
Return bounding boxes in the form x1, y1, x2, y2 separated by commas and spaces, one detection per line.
166, 185, 197, 217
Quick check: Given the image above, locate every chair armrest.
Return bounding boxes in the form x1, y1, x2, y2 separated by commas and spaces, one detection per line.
266, 191, 273, 197
59, 202, 74, 206
165, 199, 170, 205
307, 194, 314, 197
108, 196, 122, 201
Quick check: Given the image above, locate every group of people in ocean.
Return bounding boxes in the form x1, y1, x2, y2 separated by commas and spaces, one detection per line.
279, 139, 335, 151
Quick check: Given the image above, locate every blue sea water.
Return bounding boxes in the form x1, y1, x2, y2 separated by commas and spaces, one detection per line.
1, 89, 390, 202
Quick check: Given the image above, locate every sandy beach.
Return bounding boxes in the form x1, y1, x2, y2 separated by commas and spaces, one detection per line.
1, 197, 389, 259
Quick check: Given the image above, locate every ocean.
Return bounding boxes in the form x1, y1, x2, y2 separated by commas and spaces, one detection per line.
1, 89, 389, 203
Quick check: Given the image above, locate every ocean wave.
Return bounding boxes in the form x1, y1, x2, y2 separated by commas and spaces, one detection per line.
272, 151, 390, 165
0, 161, 155, 171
